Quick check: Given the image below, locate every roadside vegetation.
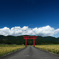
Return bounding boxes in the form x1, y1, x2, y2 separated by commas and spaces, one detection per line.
0, 44, 25, 56
35, 44, 59, 55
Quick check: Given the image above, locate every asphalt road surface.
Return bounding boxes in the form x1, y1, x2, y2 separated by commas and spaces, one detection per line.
1, 46, 59, 59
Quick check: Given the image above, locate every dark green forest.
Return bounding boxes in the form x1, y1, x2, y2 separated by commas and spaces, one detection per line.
0, 35, 59, 45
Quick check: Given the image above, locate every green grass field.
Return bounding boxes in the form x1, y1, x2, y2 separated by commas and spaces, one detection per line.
35, 44, 59, 55
0, 44, 25, 56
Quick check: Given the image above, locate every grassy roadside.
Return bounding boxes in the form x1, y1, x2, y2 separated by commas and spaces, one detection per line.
35, 45, 59, 55
0, 44, 25, 56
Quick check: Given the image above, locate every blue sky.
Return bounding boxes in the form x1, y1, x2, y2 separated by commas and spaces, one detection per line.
0, 0, 59, 37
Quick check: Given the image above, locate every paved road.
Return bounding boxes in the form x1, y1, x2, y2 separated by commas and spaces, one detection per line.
1, 46, 59, 59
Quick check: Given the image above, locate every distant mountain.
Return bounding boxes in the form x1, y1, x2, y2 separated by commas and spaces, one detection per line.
0, 35, 59, 44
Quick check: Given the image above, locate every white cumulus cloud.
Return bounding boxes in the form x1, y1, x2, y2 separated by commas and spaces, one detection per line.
0, 25, 59, 37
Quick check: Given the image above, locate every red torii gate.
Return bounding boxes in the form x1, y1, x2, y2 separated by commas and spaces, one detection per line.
23, 36, 37, 47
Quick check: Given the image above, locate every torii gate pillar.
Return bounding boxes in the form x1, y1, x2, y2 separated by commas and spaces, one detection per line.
33, 39, 35, 47
25, 38, 27, 47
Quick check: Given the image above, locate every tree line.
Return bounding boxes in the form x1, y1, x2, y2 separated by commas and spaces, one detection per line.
0, 35, 59, 45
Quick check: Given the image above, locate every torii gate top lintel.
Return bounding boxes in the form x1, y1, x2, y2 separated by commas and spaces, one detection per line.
23, 36, 37, 47
23, 36, 37, 39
